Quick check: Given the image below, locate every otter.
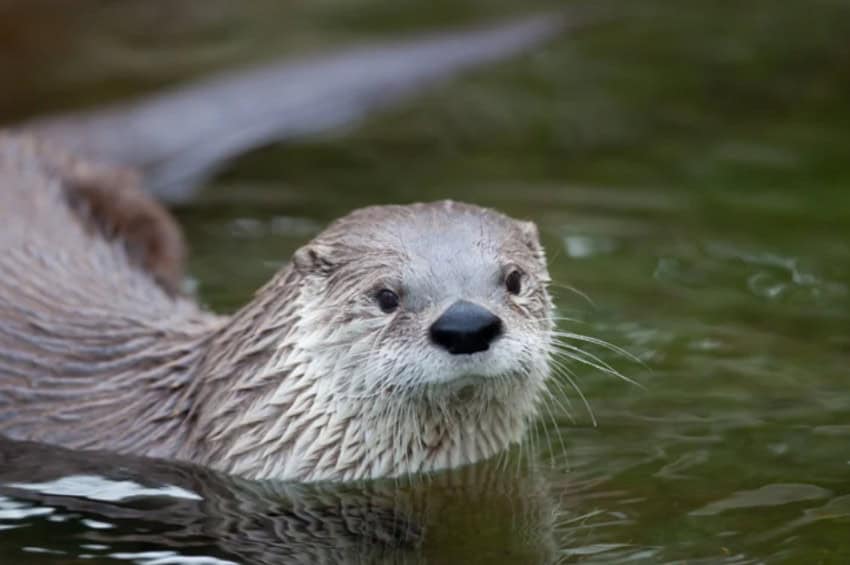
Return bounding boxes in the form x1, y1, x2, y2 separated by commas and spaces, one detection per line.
0, 13, 566, 482
0, 135, 554, 481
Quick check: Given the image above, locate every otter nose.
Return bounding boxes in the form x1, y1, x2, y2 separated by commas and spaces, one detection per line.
430, 300, 503, 355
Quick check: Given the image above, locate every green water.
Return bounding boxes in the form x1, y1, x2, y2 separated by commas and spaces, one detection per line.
2, 0, 849, 563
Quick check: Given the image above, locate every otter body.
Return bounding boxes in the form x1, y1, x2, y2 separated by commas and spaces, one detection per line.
0, 134, 554, 480
0, 15, 564, 482
0, 135, 218, 458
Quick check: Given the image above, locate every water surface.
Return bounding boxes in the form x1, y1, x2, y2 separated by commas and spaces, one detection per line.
1, 0, 849, 563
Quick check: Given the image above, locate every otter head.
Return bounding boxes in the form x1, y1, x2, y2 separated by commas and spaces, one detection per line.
228, 200, 554, 481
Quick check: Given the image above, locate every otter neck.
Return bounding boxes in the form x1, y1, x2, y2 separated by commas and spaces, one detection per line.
180, 266, 537, 482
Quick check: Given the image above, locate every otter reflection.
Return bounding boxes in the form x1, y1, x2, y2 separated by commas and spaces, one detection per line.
0, 438, 557, 564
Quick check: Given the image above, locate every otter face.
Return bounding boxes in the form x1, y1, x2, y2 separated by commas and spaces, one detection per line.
293, 200, 553, 396
280, 200, 554, 478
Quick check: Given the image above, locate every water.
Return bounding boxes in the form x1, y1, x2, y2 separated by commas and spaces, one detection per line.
2, 0, 850, 563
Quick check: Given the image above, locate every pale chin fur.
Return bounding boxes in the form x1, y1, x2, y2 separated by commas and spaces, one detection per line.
213, 291, 552, 482
416, 335, 531, 386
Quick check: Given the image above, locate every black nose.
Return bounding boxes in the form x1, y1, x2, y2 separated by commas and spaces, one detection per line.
429, 300, 503, 355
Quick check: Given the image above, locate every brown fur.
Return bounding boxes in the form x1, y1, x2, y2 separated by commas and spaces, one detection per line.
0, 136, 553, 482
15, 135, 186, 294
0, 133, 216, 458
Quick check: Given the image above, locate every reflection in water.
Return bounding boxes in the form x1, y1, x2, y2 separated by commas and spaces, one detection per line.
0, 438, 562, 564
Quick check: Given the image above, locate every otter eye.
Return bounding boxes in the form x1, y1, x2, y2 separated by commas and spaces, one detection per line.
376, 289, 400, 313
505, 270, 523, 295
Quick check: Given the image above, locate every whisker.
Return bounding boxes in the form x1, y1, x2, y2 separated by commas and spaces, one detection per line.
552, 341, 644, 389
544, 370, 577, 425
548, 358, 597, 427
549, 281, 596, 308
553, 330, 645, 367
539, 385, 569, 461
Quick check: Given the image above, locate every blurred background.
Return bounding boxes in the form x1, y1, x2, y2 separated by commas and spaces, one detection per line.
1, 0, 850, 563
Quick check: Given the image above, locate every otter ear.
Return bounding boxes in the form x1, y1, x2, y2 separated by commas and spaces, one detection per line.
292, 243, 337, 277
517, 220, 543, 254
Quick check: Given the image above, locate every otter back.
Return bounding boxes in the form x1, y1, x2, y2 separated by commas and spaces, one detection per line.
0, 134, 218, 456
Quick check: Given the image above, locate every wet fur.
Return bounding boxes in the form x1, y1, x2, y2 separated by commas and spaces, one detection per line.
0, 138, 554, 481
